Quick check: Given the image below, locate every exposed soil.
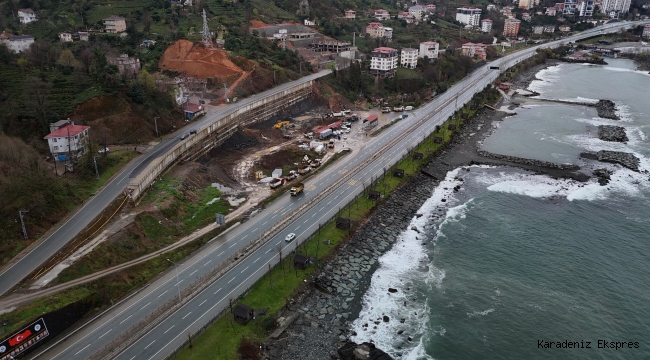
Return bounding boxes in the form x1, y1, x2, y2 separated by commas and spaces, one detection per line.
160, 40, 244, 79
250, 19, 268, 29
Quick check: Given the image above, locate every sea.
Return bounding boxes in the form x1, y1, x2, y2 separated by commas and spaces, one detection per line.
350, 58, 650, 360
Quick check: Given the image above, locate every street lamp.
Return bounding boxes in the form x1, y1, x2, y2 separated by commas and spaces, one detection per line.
167, 258, 182, 303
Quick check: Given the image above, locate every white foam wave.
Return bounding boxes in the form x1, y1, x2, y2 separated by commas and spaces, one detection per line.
404, 337, 437, 360
558, 97, 599, 104
527, 65, 562, 93
350, 168, 468, 359
603, 66, 650, 77
467, 308, 495, 318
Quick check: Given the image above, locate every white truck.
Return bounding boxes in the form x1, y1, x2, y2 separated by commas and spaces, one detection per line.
269, 178, 285, 189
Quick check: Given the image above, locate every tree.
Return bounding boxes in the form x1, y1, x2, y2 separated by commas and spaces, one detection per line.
127, 82, 145, 104
57, 49, 76, 67
23, 77, 52, 125
138, 69, 155, 94
142, 11, 153, 34
17, 57, 28, 71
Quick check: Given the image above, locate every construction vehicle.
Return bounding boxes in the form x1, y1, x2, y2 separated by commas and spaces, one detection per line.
381, 107, 391, 113
269, 178, 285, 189
393, 105, 404, 111
274, 121, 290, 129
298, 166, 311, 175
290, 182, 305, 196
285, 170, 298, 181
328, 140, 335, 148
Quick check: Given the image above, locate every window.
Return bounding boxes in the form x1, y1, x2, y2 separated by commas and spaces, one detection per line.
53, 146, 58, 150
53, 138, 57, 143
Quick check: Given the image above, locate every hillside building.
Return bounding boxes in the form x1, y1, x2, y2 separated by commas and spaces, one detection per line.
419, 41, 439, 59
409, 5, 425, 20
400, 47, 418, 69
18, 8, 37, 24
374, 9, 390, 20
456, 7, 481, 27
503, 18, 521, 37
481, 19, 493, 33
519, 0, 534, 10
599, 0, 630, 18
370, 47, 398, 77
345, 10, 356, 19
461, 43, 487, 60
44, 121, 90, 160
366, 22, 385, 38
644, 24, 650, 39
0, 33, 35, 53
107, 53, 141, 77
103, 15, 126, 33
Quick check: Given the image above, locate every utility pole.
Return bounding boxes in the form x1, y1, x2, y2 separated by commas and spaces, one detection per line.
273, 70, 276, 84
154, 117, 159, 137
19, 210, 28, 240
93, 156, 100, 179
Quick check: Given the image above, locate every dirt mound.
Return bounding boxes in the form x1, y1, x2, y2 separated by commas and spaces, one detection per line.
160, 40, 243, 78
250, 19, 268, 29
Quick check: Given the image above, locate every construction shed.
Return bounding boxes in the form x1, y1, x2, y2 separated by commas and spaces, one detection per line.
368, 189, 381, 200
336, 217, 351, 229
293, 254, 310, 270
393, 168, 404, 177
413, 152, 423, 160
233, 304, 254, 324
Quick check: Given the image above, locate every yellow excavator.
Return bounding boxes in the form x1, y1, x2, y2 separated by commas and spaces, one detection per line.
274, 121, 290, 129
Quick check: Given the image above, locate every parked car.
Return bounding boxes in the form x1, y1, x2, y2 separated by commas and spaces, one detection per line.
404, 106, 414, 111
285, 233, 296, 242
190, 129, 197, 135
180, 133, 189, 140
98, 147, 110, 154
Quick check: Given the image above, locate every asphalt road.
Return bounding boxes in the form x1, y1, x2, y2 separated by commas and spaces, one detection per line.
36, 21, 647, 360
0, 71, 329, 297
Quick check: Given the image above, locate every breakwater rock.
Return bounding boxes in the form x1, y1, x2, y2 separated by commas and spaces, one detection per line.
263, 174, 439, 360
338, 341, 393, 360
593, 168, 612, 186
476, 150, 580, 170
596, 150, 640, 171
598, 125, 628, 142
595, 100, 620, 120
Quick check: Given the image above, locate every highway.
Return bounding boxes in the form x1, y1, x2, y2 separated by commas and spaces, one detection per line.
0, 71, 329, 297
35, 21, 647, 360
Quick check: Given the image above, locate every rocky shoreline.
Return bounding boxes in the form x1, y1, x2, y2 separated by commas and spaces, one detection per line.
581, 151, 641, 172
262, 174, 439, 360
595, 100, 620, 120
598, 125, 628, 142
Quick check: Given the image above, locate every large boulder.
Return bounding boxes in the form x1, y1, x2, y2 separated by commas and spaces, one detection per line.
338, 341, 393, 360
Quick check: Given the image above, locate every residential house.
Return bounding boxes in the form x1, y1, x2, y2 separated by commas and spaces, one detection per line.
559, 24, 572, 32
400, 47, 418, 69
481, 19, 493, 33
0, 33, 35, 53
370, 47, 398, 77
345, 10, 356, 19
103, 15, 126, 33
419, 41, 439, 59
107, 53, 141, 77
456, 7, 481, 27
59, 32, 73, 42
216, 38, 225, 49
44, 122, 90, 161
501, 6, 515, 17
503, 18, 521, 37
555, 3, 565, 11
18, 8, 37, 24
522, 12, 532, 21
409, 5, 425, 20
519, 0, 533, 10
304, 19, 315, 26
487, 4, 497, 11
425, 4, 436, 13
546, 7, 558, 15
383, 27, 393, 40
366, 22, 385, 38
78, 31, 89, 41
532, 25, 545, 34
643, 24, 650, 39
461, 42, 487, 60
374, 9, 390, 20
398, 12, 415, 23
544, 24, 556, 33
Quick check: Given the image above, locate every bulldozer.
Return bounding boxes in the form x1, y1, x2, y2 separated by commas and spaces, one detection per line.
274, 121, 290, 129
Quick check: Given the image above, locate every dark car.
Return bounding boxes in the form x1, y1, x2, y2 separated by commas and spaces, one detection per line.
190, 130, 197, 135
180, 133, 189, 140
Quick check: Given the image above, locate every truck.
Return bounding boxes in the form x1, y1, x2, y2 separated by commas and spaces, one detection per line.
304, 132, 314, 139
318, 128, 333, 139
381, 107, 391, 113
269, 178, 285, 189
332, 112, 345, 117
298, 166, 312, 175
393, 105, 404, 112
285, 170, 298, 181
290, 182, 304, 196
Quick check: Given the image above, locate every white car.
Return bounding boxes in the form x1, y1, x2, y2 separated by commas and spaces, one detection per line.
98, 147, 110, 154
285, 233, 296, 242
404, 106, 414, 111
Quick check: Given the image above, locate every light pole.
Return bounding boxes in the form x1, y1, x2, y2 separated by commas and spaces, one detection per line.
167, 258, 182, 303
93, 156, 100, 179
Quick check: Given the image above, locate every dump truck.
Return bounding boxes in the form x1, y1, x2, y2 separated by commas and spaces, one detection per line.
298, 166, 311, 175
269, 178, 285, 189
381, 107, 391, 113
290, 182, 304, 196
285, 171, 298, 181
274, 121, 290, 129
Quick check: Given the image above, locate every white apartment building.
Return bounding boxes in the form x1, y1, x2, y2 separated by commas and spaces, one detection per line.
374, 9, 391, 21
0, 33, 35, 53
519, 0, 533, 10
419, 41, 439, 59
456, 7, 481, 27
384, 27, 393, 40
18, 8, 37, 24
370, 47, 398, 77
409, 5, 425, 20
400, 48, 418, 69
481, 19, 493, 33
577, 0, 595, 17
44, 122, 90, 160
600, 0, 631, 17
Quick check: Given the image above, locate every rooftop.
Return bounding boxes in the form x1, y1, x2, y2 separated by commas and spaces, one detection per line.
44, 124, 89, 139
103, 15, 125, 21
373, 47, 397, 54
19, 8, 35, 13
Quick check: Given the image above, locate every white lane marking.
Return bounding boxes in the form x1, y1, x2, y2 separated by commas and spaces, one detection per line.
262, 221, 268, 225
327, 200, 332, 205
144, 340, 155, 349
120, 314, 133, 324
311, 213, 316, 217
175, 280, 183, 287
254, 257, 260, 263
218, 251, 225, 256
190, 270, 198, 276
204, 260, 211, 266
303, 220, 308, 224
75, 344, 91, 356
140, 302, 151, 311
296, 226, 301, 230
182, 312, 192, 320
241, 266, 249, 274
164, 325, 175, 334
253, 227, 258, 232
200, 299, 207, 307
158, 290, 168, 298
98, 329, 112, 339
266, 248, 272, 254
214, 288, 222, 295
228, 277, 235, 283
229, 243, 237, 248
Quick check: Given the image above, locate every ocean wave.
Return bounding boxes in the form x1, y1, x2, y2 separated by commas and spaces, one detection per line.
467, 308, 495, 318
